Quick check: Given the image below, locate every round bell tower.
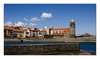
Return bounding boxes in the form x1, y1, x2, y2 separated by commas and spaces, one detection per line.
70, 19, 75, 38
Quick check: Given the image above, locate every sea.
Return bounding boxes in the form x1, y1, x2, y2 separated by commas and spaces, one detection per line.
4, 42, 96, 55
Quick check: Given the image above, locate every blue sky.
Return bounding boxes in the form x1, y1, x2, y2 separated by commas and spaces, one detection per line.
4, 4, 96, 35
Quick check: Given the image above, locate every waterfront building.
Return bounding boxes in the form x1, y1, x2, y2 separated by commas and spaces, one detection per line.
13, 26, 24, 38
26, 28, 39, 38
4, 25, 13, 37
51, 28, 70, 38
43, 19, 76, 38
4, 19, 76, 38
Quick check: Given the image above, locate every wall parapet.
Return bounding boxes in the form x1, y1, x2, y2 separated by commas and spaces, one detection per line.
4, 43, 80, 55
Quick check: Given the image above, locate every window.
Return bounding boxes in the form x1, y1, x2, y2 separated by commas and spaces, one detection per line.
53, 31, 55, 33
59, 31, 61, 33
4, 30, 6, 33
56, 31, 58, 33
26, 32, 29, 34
39, 32, 42, 35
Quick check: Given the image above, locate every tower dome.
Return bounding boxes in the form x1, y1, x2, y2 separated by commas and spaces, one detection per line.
71, 19, 74, 22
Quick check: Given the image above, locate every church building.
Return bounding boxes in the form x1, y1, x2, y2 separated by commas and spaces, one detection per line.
42, 19, 76, 38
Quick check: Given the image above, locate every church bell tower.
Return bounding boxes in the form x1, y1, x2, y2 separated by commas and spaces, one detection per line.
70, 19, 75, 38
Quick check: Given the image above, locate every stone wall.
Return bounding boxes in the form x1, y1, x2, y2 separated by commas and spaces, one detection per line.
4, 43, 79, 55
53, 35, 64, 38
64, 32, 70, 38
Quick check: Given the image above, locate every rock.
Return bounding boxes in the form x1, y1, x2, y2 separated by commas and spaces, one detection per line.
79, 52, 91, 55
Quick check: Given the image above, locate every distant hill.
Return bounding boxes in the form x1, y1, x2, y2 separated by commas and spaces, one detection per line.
76, 33, 94, 37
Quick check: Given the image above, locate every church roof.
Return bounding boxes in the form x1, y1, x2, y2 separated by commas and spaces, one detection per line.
51, 28, 70, 32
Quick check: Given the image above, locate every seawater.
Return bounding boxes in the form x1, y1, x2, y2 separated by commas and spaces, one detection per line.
80, 42, 96, 55
4, 42, 71, 45
4, 42, 96, 55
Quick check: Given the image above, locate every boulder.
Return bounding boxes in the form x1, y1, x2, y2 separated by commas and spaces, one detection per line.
79, 52, 91, 55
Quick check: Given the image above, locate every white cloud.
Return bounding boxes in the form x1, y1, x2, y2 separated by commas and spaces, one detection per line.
15, 21, 26, 26
4, 21, 12, 26
29, 23, 36, 27
41, 12, 52, 19
29, 17, 40, 22
24, 18, 28, 21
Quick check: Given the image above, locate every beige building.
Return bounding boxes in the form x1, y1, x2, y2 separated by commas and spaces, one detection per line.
42, 19, 76, 38
4, 19, 76, 38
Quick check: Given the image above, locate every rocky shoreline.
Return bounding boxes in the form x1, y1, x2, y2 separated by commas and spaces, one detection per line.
79, 52, 91, 55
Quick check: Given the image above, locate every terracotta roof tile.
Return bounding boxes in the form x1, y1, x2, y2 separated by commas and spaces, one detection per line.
51, 28, 70, 32
39, 30, 46, 32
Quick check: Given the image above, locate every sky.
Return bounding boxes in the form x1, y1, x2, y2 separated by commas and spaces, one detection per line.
4, 4, 96, 36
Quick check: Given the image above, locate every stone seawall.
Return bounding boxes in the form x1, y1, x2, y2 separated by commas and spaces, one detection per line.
4, 43, 80, 55
4, 37, 96, 42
